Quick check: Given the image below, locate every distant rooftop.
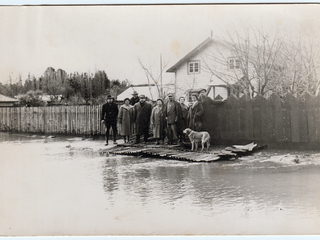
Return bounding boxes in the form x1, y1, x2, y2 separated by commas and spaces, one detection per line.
0, 94, 18, 102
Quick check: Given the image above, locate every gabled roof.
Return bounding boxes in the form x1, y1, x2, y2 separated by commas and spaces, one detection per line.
0, 94, 18, 102
166, 37, 214, 73
166, 37, 231, 73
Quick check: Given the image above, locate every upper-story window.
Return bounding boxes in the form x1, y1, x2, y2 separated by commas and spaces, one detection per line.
228, 58, 240, 70
188, 61, 200, 74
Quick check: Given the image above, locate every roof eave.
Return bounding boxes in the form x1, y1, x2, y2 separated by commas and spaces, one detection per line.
166, 37, 214, 73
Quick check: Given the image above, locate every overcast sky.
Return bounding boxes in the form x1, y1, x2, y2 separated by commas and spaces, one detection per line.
0, 4, 319, 86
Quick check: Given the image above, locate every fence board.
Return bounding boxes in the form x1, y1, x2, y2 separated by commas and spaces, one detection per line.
252, 95, 263, 141
0, 94, 319, 145
306, 93, 317, 142
282, 95, 292, 142
287, 93, 299, 142
313, 95, 320, 142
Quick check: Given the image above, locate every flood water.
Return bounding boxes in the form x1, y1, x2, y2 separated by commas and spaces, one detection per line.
1, 132, 320, 236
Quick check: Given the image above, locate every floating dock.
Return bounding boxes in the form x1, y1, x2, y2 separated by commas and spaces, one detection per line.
107, 142, 260, 162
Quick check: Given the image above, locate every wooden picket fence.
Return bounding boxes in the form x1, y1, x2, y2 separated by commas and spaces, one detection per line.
203, 93, 320, 145
0, 105, 105, 135
1, 93, 320, 146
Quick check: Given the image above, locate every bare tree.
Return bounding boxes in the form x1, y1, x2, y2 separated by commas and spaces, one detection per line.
138, 56, 168, 99
203, 26, 286, 98
279, 37, 320, 98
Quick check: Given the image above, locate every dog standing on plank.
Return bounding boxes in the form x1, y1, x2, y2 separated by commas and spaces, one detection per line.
183, 128, 210, 152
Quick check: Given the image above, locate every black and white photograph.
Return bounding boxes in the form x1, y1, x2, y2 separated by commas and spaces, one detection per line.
0, 2, 320, 237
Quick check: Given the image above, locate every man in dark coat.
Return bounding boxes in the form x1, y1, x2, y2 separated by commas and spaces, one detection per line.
198, 88, 212, 131
188, 94, 204, 131
101, 95, 119, 145
133, 94, 152, 144
163, 93, 182, 145
178, 96, 189, 143
130, 91, 140, 106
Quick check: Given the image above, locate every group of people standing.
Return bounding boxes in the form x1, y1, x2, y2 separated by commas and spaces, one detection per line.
101, 90, 206, 146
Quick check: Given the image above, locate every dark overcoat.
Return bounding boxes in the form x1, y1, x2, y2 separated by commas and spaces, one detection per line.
180, 103, 189, 132
133, 101, 152, 135
101, 102, 119, 123
187, 101, 204, 131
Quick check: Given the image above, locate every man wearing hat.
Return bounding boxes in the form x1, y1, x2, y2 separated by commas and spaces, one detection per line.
130, 90, 140, 106
101, 95, 119, 145
163, 93, 182, 145
132, 94, 152, 144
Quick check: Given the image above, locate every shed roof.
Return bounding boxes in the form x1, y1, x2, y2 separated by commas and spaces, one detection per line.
117, 85, 174, 101
0, 94, 18, 102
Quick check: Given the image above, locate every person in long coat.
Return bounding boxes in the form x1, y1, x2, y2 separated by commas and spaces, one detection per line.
187, 94, 204, 131
150, 99, 165, 145
178, 96, 189, 142
163, 93, 182, 145
133, 95, 153, 144
118, 98, 133, 143
198, 88, 212, 131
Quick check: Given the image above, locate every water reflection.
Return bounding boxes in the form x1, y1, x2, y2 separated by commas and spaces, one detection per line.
100, 154, 320, 220
2, 132, 320, 235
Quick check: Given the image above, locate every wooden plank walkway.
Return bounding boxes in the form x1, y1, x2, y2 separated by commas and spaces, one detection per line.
107, 142, 259, 162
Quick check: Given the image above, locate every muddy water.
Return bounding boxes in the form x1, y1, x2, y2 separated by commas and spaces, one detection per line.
1, 132, 320, 235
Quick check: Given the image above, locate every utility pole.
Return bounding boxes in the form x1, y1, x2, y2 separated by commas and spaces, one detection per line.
160, 54, 163, 98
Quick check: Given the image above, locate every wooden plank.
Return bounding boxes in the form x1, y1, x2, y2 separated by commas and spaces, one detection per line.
282, 94, 292, 142
0, 108, 3, 131
41, 107, 47, 134
287, 93, 299, 142
20, 107, 25, 132
299, 100, 309, 143
269, 94, 284, 142
75, 105, 79, 135
259, 97, 268, 141
228, 95, 240, 140
252, 95, 263, 141
30, 107, 35, 132
305, 93, 317, 142
314, 95, 320, 142
265, 95, 275, 141
239, 95, 247, 140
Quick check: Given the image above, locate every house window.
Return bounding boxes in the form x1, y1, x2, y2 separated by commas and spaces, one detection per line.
228, 58, 240, 70
188, 61, 200, 74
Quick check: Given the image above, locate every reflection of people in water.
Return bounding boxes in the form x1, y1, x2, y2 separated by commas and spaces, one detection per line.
102, 160, 119, 194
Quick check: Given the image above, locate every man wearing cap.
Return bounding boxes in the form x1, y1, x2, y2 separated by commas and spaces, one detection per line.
163, 93, 182, 145
133, 94, 152, 144
130, 91, 140, 106
101, 95, 119, 145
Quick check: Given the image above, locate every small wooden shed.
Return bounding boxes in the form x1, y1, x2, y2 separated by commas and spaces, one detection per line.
0, 94, 18, 107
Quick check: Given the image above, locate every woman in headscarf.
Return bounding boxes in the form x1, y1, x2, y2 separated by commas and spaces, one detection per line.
150, 99, 165, 145
187, 94, 204, 131
118, 98, 133, 143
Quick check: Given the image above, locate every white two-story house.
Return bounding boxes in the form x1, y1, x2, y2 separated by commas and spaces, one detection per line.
166, 37, 244, 101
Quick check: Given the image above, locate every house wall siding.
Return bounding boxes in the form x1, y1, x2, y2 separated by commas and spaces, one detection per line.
174, 42, 238, 98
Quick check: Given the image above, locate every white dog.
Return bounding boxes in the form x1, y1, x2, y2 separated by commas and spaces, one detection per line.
183, 128, 211, 152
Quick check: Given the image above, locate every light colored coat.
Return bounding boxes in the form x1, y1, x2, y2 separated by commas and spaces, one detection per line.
150, 106, 165, 139
118, 104, 133, 136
